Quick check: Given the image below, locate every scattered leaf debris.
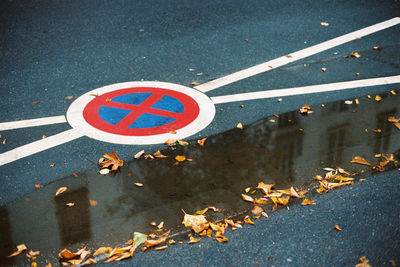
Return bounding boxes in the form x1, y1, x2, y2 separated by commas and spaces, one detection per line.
55, 187, 67, 196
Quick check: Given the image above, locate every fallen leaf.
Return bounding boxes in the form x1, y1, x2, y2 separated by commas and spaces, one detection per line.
270, 196, 290, 206
236, 122, 243, 129
145, 230, 170, 248
375, 95, 382, 102
26, 249, 40, 260
155, 245, 168, 251
373, 46, 383, 51
8, 244, 27, 257
46, 263, 52, 267
251, 205, 264, 215
145, 154, 155, 159
244, 215, 255, 225
320, 22, 329, 26
2, 138, 6, 145
388, 117, 400, 123
356, 256, 372, 267
241, 194, 254, 203
152, 151, 167, 159
301, 198, 316, 205
350, 52, 361, 58
215, 233, 228, 243
42, 135, 47, 139
73, 173, 78, 177
191, 82, 200, 86
132, 232, 147, 250
169, 239, 176, 245
66, 203, 75, 207
134, 150, 145, 159
175, 155, 186, 162
58, 248, 79, 259
321, 67, 327, 72
65, 96, 74, 100
254, 197, 268, 205
394, 122, 400, 130
50, 163, 56, 167
169, 130, 177, 134
285, 54, 293, 58
164, 139, 177, 146
100, 152, 124, 171
99, 168, 110, 175
89, 200, 98, 206
177, 140, 189, 146
149, 221, 157, 226
334, 224, 342, 231
55, 187, 67, 196
32, 262, 37, 267
277, 187, 301, 198
182, 210, 209, 233
31, 100, 40, 105
189, 68, 195, 72
197, 138, 207, 147
390, 90, 397, 95
34, 184, 43, 188
299, 104, 312, 115
257, 182, 275, 194
93, 247, 112, 256
157, 221, 164, 229
134, 182, 143, 187
188, 235, 201, 244
351, 156, 371, 166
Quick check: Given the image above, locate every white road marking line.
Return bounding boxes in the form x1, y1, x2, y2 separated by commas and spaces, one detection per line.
211, 75, 400, 104
0, 115, 67, 131
195, 17, 400, 93
0, 129, 83, 166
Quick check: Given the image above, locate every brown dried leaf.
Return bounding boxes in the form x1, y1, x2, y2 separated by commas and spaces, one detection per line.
257, 182, 275, 194
394, 122, 400, 130
270, 196, 290, 206
8, 244, 27, 257
155, 245, 168, 251
254, 197, 268, 205
168, 239, 176, 245
175, 155, 186, 162
188, 235, 201, 244
101, 152, 124, 171
299, 104, 313, 114
215, 233, 228, 243
388, 117, 400, 123
182, 211, 209, 233
157, 221, 164, 229
153, 150, 168, 158
301, 198, 316, 205
134, 150, 145, 159
251, 205, 264, 215
197, 138, 207, 147
89, 200, 98, 206
277, 187, 301, 198
350, 52, 361, 58
191, 82, 200, 86
145, 230, 170, 248
334, 224, 342, 231
93, 247, 112, 256
373, 46, 383, 51
241, 194, 254, 203
58, 248, 79, 259
55, 187, 67, 196
351, 156, 371, 166
244, 215, 255, 225
375, 95, 382, 102
164, 139, 177, 146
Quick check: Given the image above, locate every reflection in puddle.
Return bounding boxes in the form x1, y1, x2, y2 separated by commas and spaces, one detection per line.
0, 94, 399, 265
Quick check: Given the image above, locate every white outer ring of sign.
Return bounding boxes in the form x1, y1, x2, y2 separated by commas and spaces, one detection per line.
66, 81, 216, 145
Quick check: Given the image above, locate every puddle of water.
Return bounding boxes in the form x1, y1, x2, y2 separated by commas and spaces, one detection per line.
0, 93, 399, 265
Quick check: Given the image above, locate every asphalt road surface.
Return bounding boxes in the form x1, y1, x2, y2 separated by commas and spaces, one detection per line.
0, 0, 399, 266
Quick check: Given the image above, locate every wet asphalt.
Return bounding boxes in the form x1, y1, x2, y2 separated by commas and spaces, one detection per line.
1, 0, 400, 266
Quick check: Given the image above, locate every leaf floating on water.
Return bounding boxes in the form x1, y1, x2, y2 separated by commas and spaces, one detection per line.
145, 230, 170, 248
89, 200, 98, 206
66, 203, 75, 207
55, 187, 67, 196
197, 137, 207, 147
182, 210, 209, 233
350, 156, 371, 166
175, 155, 186, 162
8, 244, 27, 257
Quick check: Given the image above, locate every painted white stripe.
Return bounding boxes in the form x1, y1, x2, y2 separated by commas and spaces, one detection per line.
0, 115, 67, 131
0, 129, 83, 166
211, 75, 400, 104
195, 17, 400, 93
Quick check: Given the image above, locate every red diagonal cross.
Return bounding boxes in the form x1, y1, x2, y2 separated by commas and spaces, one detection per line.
101, 92, 184, 128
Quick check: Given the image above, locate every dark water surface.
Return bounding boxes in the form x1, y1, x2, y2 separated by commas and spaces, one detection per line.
1, 93, 399, 266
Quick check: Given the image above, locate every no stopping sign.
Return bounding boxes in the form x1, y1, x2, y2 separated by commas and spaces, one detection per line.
66, 81, 215, 145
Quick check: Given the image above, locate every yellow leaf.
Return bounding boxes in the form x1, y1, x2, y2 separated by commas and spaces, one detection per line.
251, 205, 264, 215
244, 215, 255, 225
270, 196, 289, 205
197, 137, 207, 147
8, 244, 27, 257
191, 82, 200, 86
145, 230, 170, 248
215, 233, 228, 243
169, 239, 176, 245
89, 200, 98, 206
277, 187, 300, 198
350, 156, 371, 166
375, 95, 382, 102
301, 198, 316, 205
236, 122, 243, 129
257, 182, 275, 194
241, 194, 254, 203
134, 182, 143, 187
93, 247, 112, 256
55, 187, 67, 196
66, 203, 75, 207
153, 150, 168, 159
334, 224, 342, 231
58, 248, 79, 259
188, 235, 201, 244
155, 245, 168, 251
177, 140, 189, 146
164, 139, 178, 145
356, 256, 372, 267
182, 211, 209, 233
100, 151, 124, 171
175, 155, 186, 162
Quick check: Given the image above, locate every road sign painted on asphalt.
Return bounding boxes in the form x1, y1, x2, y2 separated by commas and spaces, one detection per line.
66, 81, 216, 145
